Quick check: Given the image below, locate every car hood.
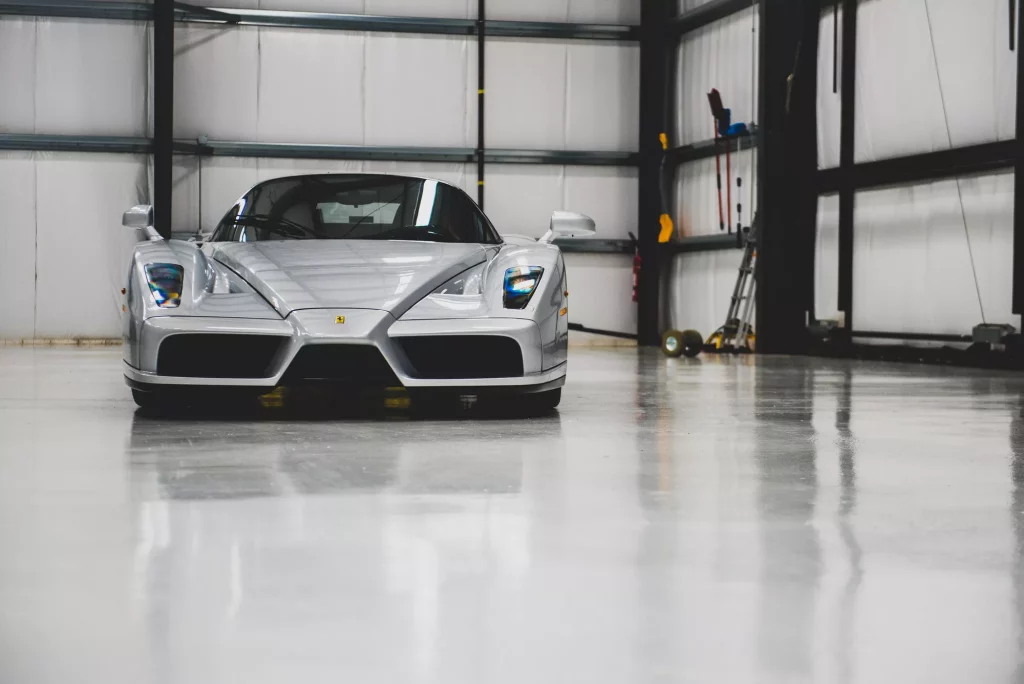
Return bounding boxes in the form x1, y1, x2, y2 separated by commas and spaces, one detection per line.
208, 240, 489, 317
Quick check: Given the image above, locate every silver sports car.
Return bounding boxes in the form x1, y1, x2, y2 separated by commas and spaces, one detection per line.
119, 173, 595, 413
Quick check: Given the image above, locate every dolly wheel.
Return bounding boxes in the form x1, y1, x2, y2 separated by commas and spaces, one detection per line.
661, 329, 686, 357
681, 330, 704, 357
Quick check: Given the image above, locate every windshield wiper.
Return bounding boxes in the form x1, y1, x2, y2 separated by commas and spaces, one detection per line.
231, 214, 317, 239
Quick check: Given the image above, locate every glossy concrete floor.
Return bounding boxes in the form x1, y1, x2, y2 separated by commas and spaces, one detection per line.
1, 347, 1024, 683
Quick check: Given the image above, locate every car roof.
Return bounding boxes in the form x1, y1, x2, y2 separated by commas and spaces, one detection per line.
243, 172, 465, 194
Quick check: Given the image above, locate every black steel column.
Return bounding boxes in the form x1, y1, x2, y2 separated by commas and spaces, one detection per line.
476, 0, 486, 208
756, 0, 820, 353
153, 0, 173, 238
837, 0, 857, 333
1014, 0, 1024, 314
637, 0, 674, 346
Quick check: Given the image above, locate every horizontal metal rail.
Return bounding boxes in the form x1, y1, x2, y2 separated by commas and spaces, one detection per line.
818, 140, 1015, 194
179, 140, 638, 166
554, 238, 633, 254
661, 233, 742, 254
665, 127, 757, 166
849, 330, 973, 343
568, 323, 638, 340
0, 1, 638, 41
0, 133, 152, 154
0, 0, 149, 20
0, 134, 637, 167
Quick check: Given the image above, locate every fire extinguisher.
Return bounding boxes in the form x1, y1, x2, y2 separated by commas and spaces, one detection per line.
629, 232, 640, 303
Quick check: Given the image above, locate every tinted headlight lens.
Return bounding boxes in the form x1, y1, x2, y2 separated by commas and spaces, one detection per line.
145, 263, 184, 308
503, 266, 544, 309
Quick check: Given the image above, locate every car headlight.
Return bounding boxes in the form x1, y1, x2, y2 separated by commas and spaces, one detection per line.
145, 263, 183, 308
503, 266, 544, 309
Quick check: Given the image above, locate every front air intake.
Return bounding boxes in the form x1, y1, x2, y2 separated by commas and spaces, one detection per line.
282, 344, 401, 387
157, 334, 286, 378
396, 335, 524, 379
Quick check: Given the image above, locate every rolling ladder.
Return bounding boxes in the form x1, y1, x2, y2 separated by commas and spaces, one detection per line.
707, 224, 756, 352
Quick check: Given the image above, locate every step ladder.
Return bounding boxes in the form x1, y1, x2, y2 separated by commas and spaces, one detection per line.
708, 226, 756, 352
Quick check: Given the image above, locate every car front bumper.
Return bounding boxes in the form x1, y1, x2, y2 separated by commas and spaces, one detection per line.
124, 309, 566, 393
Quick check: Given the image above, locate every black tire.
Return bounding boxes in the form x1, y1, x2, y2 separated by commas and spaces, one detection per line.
681, 329, 704, 357
661, 330, 686, 357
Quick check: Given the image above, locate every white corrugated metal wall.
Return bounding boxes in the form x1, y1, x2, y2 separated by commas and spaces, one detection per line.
667, 5, 758, 339
815, 0, 1018, 337
0, 1, 640, 340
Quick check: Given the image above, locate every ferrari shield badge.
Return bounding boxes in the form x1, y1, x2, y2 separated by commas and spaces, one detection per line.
335, 316, 346, 324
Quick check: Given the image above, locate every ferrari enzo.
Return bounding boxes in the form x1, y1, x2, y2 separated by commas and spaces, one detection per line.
119, 173, 595, 413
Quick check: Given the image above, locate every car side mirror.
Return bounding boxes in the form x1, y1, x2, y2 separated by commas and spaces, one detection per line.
539, 211, 596, 244
122, 205, 162, 240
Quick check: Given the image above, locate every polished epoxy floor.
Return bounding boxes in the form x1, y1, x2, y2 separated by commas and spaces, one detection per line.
1, 347, 1023, 683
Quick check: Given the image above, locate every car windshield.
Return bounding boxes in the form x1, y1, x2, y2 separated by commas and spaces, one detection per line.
210, 174, 501, 244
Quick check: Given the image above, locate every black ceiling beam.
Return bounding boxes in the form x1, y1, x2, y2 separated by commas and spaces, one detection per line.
817, 140, 1016, 194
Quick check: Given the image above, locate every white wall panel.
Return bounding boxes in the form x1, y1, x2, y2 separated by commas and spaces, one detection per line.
564, 166, 637, 238
815, 193, 839, 322
488, 0, 639, 23
563, 254, 635, 334
674, 7, 758, 146
847, 0, 1015, 163
674, 148, 754, 237
566, 43, 639, 152
257, 30, 366, 144
365, 34, 471, 147
852, 171, 1017, 335
0, 18, 147, 137
363, 161, 468, 188
368, 0, 470, 17
483, 165, 565, 237
483, 40, 567, 149
34, 154, 148, 338
488, 0, 569, 21
174, 26, 259, 140
679, 0, 718, 10
567, 0, 640, 23
0, 154, 37, 338
0, 19, 36, 133
667, 249, 747, 337
35, 20, 149, 136
816, 8, 841, 169
171, 27, 636, 151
